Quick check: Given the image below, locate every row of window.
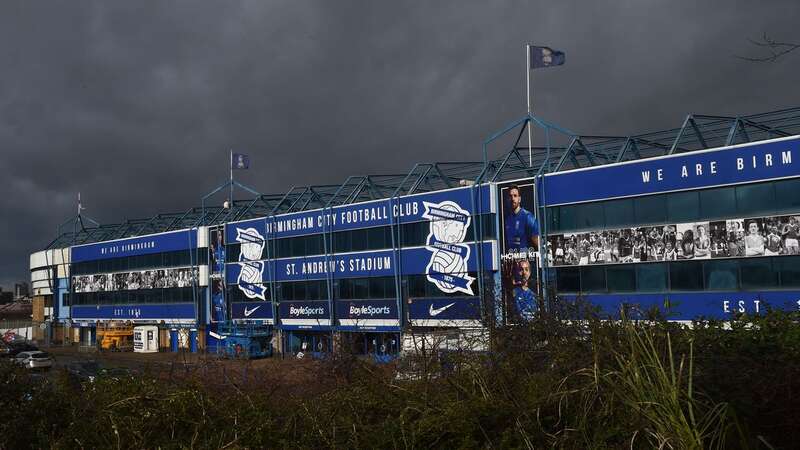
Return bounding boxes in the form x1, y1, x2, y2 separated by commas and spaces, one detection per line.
226, 274, 478, 302
225, 216, 496, 261
68, 287, 201, 305
548, 178, 800, 233
72, 249, 208, 276
555, 256, 800, 293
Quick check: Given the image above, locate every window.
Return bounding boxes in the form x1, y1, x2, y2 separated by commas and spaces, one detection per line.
406, 275, 427, 298
573, 202, 604, 231
368, 227, 389, 250
580, 266, 606, 293
556, 267, 580, 292
736, 183, 775, 217
634, 195, 667, 225
669, 261, 703, 291
351, 229, 369, 252
558, 205, 576, 232
700, 187, 736, 220
401, 222, 426, 247
548, 207, 561, 233
606, 265, 635, 292
334, 231, 351, 254
604, 199, 635, 228
740, 258, 776, 290
778, 256, 800, 288
774, 178, 800, 214
636, 263, 667, 292
704, 260, 739, 291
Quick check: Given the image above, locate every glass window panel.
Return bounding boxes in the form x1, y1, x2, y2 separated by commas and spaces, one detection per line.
669, 261, 703, 291
667, 191, 700, 223
291, 237, 305, 257
700, 187, 736, 220
778, 256, 800, 288
634, 195, 667, 225
306, 281, 320, 300
481, 214, 497, 240
548, 207, 561, 233
385, 277, 397, 298
351, 278, 368, 299
704, 260, 739, 291
604, 199, 635, 228
369, 277, 385, 298
556, 267, 580, 292
303, 235, 318, 256
406, 275, 426, 298
580, 266, 606, 293
573, 203, 604, 231
351, 230, 368, 252
227, 244, 241, 262
558, 205, 576, 232
740, 258, 776, 290
774, 178, 800, 214
636, 263, 667, 292
293, 282, 306, 300
368, 227, 387, 250
606, 265, 636, 292
334, 232, 350, 253
736, 182, 776, 217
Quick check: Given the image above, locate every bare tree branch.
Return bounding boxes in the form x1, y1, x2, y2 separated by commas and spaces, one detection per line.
736, 32, 800, 62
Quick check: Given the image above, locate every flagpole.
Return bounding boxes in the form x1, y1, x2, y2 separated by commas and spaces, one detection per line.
526, 44, 533, 167
229, 150, 234, 208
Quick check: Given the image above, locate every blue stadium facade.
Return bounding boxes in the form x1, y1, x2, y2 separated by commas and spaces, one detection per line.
29, 107, 800, 356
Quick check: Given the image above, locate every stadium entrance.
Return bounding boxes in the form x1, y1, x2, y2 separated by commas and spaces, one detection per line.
284, 330, 332, 359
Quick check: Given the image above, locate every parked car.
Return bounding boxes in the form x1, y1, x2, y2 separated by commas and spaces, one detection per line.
0, 341, 38, 358
65, 361, 101, 382
14, 351, 53, 370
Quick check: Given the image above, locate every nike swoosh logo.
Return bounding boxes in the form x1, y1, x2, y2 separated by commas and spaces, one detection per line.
429, 302, 456, 317
244, 305, 261, 317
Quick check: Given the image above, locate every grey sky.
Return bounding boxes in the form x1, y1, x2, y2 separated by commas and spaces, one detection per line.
1, 1, 799, 287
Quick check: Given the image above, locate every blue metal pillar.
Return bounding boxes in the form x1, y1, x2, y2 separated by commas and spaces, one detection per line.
170, 329, 179, 352
189, 329, 198, 353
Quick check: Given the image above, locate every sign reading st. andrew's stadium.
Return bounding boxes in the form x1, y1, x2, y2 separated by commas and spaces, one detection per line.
225, 186, 495, 296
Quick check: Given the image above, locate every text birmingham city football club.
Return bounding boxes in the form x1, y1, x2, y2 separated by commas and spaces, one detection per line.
265, 201, 420, 234
640, 149, 792, 184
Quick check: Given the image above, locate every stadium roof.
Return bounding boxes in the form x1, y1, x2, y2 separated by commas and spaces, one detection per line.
47, 106, 800, 250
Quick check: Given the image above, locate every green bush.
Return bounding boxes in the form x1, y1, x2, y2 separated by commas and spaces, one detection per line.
2, 310, 798, 448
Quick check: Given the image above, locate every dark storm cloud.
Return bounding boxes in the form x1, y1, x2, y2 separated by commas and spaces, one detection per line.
1, 0, 799, 286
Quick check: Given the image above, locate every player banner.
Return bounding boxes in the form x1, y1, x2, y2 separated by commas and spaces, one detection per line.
497, 180, 541, 323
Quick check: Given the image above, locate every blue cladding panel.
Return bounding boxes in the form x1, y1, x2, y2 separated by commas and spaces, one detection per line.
226, 185, 493, 241
72, 229, 198, 263
543, 137, 800, 205
71, 303, 195, 320
407, 297, 482, 320
231, 302, 273, 320
560, 291, 800, 320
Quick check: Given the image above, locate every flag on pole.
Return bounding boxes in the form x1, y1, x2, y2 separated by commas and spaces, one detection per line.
231, 153, 250, 170
529, 46, 565, 69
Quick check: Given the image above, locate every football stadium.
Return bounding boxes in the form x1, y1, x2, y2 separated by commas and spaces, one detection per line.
29, 107, 800, 357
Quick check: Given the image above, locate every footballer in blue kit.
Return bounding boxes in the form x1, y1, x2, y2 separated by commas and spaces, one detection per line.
504, 185, 540, 252
512, 259, 537, 320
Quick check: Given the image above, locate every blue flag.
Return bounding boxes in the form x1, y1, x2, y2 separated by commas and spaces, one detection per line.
232, 153, 250, 170
529, 46, 565, 69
